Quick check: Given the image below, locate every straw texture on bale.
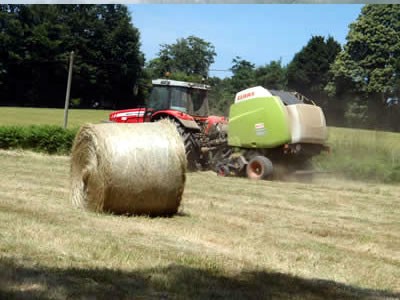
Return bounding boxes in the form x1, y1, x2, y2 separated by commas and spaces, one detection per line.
70, 120, 186, 216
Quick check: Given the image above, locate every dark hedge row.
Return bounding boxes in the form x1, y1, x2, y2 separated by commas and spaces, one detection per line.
0, 125, 77, 154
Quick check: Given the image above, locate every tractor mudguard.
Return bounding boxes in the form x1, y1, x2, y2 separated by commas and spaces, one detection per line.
151, 110, 201, 131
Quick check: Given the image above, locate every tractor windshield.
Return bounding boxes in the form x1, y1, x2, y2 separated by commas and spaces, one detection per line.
190, 89, 209, 116
147, 85, 209, 116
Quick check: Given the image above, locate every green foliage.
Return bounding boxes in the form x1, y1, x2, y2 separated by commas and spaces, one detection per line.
0, 125, 77, 154
146, 35, 216, 78
70, 98, 81, 108
230, 57, 256, 92
344, 100, 368, 128
287, 35, 341, 123
255, 60, 287, 90
288, 36, 341, 95
327, 5, 400, 128
0, 126, 23, 149
209, 58, 287, 115
208, 77, 234, 116
0, 4, 144, 109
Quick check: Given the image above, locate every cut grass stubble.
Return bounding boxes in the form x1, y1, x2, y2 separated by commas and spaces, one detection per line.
0, 150, 399, 299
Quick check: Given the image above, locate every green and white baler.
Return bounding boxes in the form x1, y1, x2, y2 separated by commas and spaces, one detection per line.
213, 86, 329, 180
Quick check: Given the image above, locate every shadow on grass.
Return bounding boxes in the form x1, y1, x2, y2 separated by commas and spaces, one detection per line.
0, 257, 398, 300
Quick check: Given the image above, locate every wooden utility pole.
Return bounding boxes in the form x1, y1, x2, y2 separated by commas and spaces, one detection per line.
63, 51, 74, 129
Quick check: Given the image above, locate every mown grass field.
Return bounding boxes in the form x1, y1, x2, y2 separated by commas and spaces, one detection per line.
0, 107, 112, 128
0, 150, 399, 299
0, 107, 399, 298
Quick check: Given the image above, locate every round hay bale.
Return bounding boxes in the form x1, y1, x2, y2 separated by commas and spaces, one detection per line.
70, 120, 186, 216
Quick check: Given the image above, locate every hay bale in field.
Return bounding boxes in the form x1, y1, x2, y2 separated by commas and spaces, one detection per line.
70, 120, 186, 216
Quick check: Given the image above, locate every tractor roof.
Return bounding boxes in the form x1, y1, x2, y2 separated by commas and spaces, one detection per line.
152, 79, 210, 90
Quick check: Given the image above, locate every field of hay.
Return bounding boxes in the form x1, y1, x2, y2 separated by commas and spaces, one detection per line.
0, 107, 399, 299
0, 149, 399, 299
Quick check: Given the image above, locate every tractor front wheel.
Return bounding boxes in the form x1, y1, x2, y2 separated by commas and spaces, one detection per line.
246, 156, 273, 180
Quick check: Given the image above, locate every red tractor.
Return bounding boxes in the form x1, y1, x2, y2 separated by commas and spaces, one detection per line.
109, 79, 227, 169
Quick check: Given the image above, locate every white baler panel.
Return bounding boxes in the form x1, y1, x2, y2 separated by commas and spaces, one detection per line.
286, 105, 301, 143
286, 104, 328, 144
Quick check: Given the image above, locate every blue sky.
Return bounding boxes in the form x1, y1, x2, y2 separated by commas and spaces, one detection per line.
128, 4, 363, 77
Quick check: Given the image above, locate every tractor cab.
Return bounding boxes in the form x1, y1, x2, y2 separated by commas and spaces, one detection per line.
147, 79, 210, 117
109, 79, 211, 126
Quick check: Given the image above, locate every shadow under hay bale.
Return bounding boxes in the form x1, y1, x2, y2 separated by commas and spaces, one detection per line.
70, 120, 186, 216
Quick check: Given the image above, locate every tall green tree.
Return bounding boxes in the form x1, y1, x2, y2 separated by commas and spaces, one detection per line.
255, 60, 287, 90
287, 35, 341, 97
0, 5, 66, 106
286, 35, 341, 124
208, 76, 234, 116
147, 35, 216, 80
0, 4, 144, 109
208, 57, 257, 116
230, 57, 256, 92
58, 4, 144, 108
326, 4, 400, 128
0, 5, 24, 103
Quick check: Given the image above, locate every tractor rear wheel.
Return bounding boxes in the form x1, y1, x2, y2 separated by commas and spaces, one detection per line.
155, 118, 200, 171
174, 122, 200, 171
246, 156, 273, 180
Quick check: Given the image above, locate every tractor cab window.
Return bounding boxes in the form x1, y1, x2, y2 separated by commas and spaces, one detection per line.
148, 86, 190, 113
148, 86, 170, 110
147, 84, 209, 117
170, 87, 190, 113
190, 89, 209, 116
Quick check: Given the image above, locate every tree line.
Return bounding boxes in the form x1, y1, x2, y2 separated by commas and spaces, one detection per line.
1, 4, 399, 131
0, 4, 144, 109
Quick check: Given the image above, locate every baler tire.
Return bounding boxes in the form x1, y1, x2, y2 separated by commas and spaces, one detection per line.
217, 165, 230, 177
246, 156, 273, 180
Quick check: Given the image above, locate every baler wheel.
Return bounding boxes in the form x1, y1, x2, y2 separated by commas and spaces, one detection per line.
246, 156, 273, 180
217, 165, 230, 177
